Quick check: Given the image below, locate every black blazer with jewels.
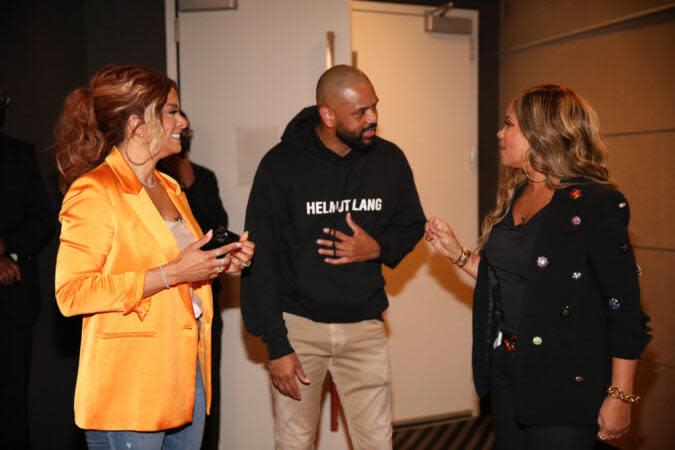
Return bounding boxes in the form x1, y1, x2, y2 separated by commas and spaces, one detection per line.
472, 179, 651, 425
0, 133, 56, 326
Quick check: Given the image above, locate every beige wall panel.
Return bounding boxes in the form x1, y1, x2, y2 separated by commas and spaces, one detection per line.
606, 132, 675, 249
499, 18, 675, 133
633, 248, 674, 367
614, 361, 675, 449
500, 0, 673, 48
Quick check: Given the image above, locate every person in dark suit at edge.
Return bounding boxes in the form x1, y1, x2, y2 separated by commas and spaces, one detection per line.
0, 82, 57, 449
158, 110, 228, 450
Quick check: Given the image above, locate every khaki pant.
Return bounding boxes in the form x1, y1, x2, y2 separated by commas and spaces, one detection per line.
272, 313, 393, 450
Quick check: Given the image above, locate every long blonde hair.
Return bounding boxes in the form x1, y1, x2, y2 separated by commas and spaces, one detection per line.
478, 84, 612, 249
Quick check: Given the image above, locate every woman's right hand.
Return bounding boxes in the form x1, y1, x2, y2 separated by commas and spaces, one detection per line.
165, 230, 243, 285
425, 217, 462, 262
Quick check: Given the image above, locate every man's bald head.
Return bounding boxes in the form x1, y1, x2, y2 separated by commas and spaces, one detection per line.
316, 65, 371, 108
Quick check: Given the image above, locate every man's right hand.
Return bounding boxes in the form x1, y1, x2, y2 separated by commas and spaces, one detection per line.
0, 256, 21, 286
268, 353, 310, 401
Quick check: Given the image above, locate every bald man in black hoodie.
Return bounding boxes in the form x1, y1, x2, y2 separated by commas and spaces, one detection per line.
242, 66, 425, 449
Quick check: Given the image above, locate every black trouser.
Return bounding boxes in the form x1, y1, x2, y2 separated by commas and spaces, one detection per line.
490, 344, 597, 450
0, 317, 32, 450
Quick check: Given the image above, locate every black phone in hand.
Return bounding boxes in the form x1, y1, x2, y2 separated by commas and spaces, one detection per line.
201, 226, 240, 258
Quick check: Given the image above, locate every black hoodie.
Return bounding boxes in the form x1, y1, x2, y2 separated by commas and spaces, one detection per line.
241, 106, 425, 359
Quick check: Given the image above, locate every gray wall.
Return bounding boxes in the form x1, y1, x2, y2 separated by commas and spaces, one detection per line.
499, 1, 674, 448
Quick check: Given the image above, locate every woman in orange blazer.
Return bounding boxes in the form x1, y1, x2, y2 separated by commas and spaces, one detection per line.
53, 65, 254, 450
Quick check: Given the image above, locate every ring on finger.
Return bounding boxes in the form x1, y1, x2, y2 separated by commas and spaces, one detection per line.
216, 265, 224, 273
242, 261, 250, 268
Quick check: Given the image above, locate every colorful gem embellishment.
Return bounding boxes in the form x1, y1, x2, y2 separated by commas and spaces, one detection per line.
572, 216, 582, 226
572, 272, 582, 280
570, 188, 582, 200
618, 202, 627, 209
636, 265, 642, 276
537, 256, 549, 268
620, 242, 631, 253
609, 298, 621, 310
504, 332, 517, 352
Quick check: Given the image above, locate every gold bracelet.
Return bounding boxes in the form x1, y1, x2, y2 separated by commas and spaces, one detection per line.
451, 247, 466, 264
607, 386, 640, 404
457, 248, 471, 268
452, 247, 471, 268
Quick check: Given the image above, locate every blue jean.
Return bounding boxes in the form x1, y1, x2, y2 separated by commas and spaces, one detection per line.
85, 337, 206, 449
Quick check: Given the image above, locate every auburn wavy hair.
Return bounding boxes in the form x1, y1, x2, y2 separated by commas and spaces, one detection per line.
53, 64, 177, 192
478, 84, 613, 249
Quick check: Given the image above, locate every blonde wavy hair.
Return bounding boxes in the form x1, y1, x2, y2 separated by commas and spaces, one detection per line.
54, 64, 177, 192
478, 84, 612, 249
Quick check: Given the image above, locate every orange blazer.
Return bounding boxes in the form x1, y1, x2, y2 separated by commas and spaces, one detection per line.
55, 147, 213, 431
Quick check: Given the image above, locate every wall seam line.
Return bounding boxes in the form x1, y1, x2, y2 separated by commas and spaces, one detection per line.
499, 3, 675, 55
634, 246, 675, 253
603, 128, 675, 138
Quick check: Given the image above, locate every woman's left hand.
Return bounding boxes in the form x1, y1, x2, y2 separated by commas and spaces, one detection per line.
221, 231, 255, 273
597, 396, 631, 441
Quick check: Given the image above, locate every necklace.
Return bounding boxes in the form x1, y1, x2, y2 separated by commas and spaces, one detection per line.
139, 175, 157, 189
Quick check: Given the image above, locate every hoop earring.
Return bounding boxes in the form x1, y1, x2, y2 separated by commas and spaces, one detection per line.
123, 135, 158, 166
522, 148, 546, 183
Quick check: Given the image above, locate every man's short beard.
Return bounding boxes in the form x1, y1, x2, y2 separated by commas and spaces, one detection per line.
336, 123, 377, 151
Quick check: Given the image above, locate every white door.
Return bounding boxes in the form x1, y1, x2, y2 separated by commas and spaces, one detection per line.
168, 1, 353, 448
352, 1, 479, 423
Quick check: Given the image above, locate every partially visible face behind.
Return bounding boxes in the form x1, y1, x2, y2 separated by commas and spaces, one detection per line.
334, 81, 379, 151
497, 101, 531, 168
159, 88, 187, 157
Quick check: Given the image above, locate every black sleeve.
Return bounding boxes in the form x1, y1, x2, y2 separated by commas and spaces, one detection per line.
183, 163, 229, 232
2, 144, 56, 258
586, 188, 651, 359
240, 156, 294, 360
374, 149, 426, 268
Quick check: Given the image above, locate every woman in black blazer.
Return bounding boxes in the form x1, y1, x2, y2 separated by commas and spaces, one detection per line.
425, 85, 651, 449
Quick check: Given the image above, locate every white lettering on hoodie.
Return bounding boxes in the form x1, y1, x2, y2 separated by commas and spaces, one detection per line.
306, 198, 382, 215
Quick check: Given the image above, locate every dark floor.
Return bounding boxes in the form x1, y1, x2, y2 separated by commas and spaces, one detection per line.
392, 415, 619, 450
393, 415, 495, 450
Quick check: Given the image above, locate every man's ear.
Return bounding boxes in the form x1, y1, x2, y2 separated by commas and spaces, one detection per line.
126, 114, 147, 140
318, 106, 336, 128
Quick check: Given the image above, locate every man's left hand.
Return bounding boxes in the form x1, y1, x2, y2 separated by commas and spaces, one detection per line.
317, 212, 380, 265
0, 256, 21, 286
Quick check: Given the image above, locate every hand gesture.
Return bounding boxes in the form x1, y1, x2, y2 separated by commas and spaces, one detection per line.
268, 353, 310, 400
425, 217, 462, 261
224, 231, 255, 273
0, 256, 21, 286
317, 212, 380, 265
166, 229, 253, 284
168, 230, 241, 282
597, 396, 631, 441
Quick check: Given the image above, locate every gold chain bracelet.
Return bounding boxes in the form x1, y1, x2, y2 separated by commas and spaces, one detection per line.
607, 386, 640, 404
